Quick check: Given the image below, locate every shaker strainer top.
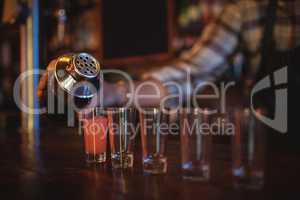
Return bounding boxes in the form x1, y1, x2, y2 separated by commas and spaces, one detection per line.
54, 53, 101, 99
73, 53, 100, 78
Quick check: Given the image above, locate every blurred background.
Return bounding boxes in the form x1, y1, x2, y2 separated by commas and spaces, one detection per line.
0, 0, 226, 131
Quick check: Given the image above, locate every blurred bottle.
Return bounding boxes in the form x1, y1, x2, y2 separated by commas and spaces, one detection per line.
48, 0, 72, 53
46, 0, 100, 56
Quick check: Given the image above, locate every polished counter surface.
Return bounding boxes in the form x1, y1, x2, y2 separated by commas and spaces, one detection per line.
0, 128, 299, 200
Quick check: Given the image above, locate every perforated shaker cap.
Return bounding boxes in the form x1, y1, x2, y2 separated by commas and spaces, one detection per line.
73, 53, 100, 79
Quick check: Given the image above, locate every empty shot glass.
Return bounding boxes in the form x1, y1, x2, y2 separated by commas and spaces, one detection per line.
140, 108, 169, 174
231, 108, 266, 189
80, 108, 108, 164
179, 108, 212, 181
108, 108, 136, 169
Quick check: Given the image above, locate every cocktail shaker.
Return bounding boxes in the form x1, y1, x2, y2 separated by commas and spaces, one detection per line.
50, 52, 101, 108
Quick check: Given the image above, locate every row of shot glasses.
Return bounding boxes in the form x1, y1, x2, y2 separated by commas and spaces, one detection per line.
79, 107, 265, 188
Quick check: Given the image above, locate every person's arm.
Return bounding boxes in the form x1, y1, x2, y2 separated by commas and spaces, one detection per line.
142, 3, 243, 105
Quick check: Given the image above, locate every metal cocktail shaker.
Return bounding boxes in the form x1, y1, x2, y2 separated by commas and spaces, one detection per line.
52, 52, 101, 108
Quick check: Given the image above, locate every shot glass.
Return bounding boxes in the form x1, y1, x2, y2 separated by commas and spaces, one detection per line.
231, 108, 266, 189
108, 108, 136, 169
139, 108, 168, 174
179, 108, 211, 181
80, 108, 108, 164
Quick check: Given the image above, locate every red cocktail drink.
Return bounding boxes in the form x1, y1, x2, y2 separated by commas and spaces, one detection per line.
83, 116, 108, 163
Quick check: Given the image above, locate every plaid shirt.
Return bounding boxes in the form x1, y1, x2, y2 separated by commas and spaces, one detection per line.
143, 0, 300, 99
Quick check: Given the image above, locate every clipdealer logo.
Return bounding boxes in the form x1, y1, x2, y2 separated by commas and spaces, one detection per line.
13, 64, 288, 133
250, 66, 288, 133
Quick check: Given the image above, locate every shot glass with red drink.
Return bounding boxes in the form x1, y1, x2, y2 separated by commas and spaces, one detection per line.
80, 108, 108, 164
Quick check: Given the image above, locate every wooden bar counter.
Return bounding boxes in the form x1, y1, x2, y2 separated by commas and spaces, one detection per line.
0, 127, 299, 200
